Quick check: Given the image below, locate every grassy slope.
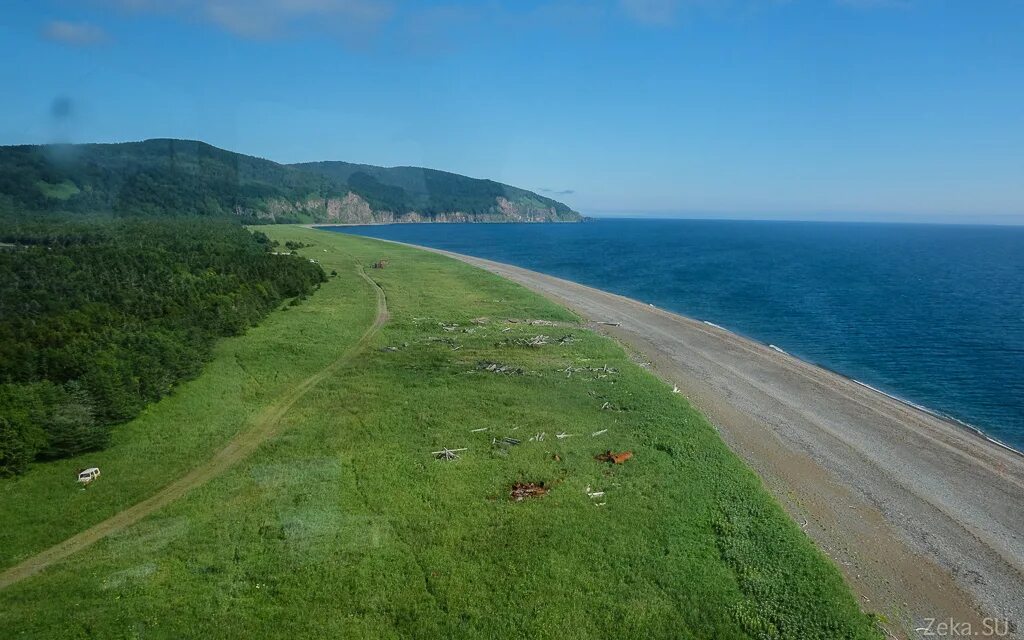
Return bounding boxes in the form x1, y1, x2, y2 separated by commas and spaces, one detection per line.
0, 245, 375, 567
0, 227, 879, 639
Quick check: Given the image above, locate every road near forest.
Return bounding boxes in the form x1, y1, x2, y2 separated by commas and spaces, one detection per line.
0, 265, 388, 591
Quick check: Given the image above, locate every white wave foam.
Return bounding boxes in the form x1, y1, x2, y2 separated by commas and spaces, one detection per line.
852, 379, 1023, 456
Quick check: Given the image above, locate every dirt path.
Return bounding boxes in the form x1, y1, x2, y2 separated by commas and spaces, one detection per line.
412, 245, 1024, 639
0, 265, 388, 591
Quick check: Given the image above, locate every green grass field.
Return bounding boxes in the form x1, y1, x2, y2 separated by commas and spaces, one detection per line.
0, 226, 881, 639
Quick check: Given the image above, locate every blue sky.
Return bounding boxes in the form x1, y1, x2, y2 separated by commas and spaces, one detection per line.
2, 0, 1023, 223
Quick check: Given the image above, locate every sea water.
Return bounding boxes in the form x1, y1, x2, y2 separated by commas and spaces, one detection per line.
328, 219, 1024, 451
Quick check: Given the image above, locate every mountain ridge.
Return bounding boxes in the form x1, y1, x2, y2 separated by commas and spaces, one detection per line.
0, 138, 581, 224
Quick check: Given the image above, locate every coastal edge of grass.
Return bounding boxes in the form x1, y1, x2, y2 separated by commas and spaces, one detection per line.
0, 226, 881, 639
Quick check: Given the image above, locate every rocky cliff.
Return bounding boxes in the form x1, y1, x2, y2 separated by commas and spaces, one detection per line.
245, 193, 573, 224
0, 139, 583, 224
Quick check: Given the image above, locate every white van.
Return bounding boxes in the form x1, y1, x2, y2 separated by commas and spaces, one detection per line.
77, 467, 101, 483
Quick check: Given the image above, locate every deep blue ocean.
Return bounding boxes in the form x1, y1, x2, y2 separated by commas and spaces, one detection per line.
327, 219, 1024, 450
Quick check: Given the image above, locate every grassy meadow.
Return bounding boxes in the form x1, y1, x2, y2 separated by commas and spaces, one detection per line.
0, 226, 881, 639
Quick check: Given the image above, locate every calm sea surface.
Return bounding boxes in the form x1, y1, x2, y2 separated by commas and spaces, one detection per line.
327, 219, 1024, 450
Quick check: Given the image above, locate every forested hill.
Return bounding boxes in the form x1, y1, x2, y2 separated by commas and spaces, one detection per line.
0, 139, 581, 224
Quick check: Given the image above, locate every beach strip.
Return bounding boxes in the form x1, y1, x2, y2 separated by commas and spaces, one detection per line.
404, 243, 1024, 635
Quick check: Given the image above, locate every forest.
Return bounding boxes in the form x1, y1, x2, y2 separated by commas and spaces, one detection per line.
0, 139, 580, 223
0, 137, 577, 476
0, 214, 326, 476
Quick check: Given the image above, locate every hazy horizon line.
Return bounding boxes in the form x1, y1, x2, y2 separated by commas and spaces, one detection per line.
5, 137, 1022, 226
582, 211, 1024, 227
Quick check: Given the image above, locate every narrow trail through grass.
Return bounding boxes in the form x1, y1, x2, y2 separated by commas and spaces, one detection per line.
0, 264, 388, 590
0, 228, 881, 639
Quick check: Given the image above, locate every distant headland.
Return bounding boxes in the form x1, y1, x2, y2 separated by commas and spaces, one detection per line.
0, 139, 582, 225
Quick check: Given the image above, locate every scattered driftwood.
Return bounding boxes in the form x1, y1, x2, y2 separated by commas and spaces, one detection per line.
555, 432, 574, 440
432, 447, 467, 461
600, 401, 615, 411
427, 336, 458, 346
426, 336, 461, 351
529, 432, 547, 442
562, 364, 618, 379
470, 317, 490, 325
493, 436, 521, 446
372, 259, 389, 269
597, 321, 621, 327
498, 334, 551, 349
470, 427, 489, 433
438, 322, 479, 335
585, 485, 607, 506
529, 319, 556, 326
476, 361, 525, 375
510, 481, 548, 501
595, 450, 633, 464
557, 334, 577, 345
502, 334, 549, 348
497, 331, 561, 346
672, 384, 680, 394
592, 429, 608, 437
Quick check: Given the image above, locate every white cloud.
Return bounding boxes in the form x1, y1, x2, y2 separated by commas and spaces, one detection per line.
43, 20, 109, 46
107, 0, 394, 40
616, 0, 790, 27
93, 0, 801, 47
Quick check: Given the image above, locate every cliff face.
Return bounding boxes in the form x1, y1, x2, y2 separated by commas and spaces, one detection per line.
0, 139, 583, 224
247, 193, 573, 224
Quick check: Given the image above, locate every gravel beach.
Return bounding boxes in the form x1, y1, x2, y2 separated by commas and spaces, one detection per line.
421, 245, 1024, 639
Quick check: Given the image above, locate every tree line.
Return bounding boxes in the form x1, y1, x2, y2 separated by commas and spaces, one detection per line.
0, 139, 580, 223
0, 214, 325, 476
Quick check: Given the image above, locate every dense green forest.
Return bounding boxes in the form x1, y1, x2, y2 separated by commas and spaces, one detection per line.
0, 215, 326, 476
292, 160, 577, 218
0, 139, 580, 223
0, 137, 577, 475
